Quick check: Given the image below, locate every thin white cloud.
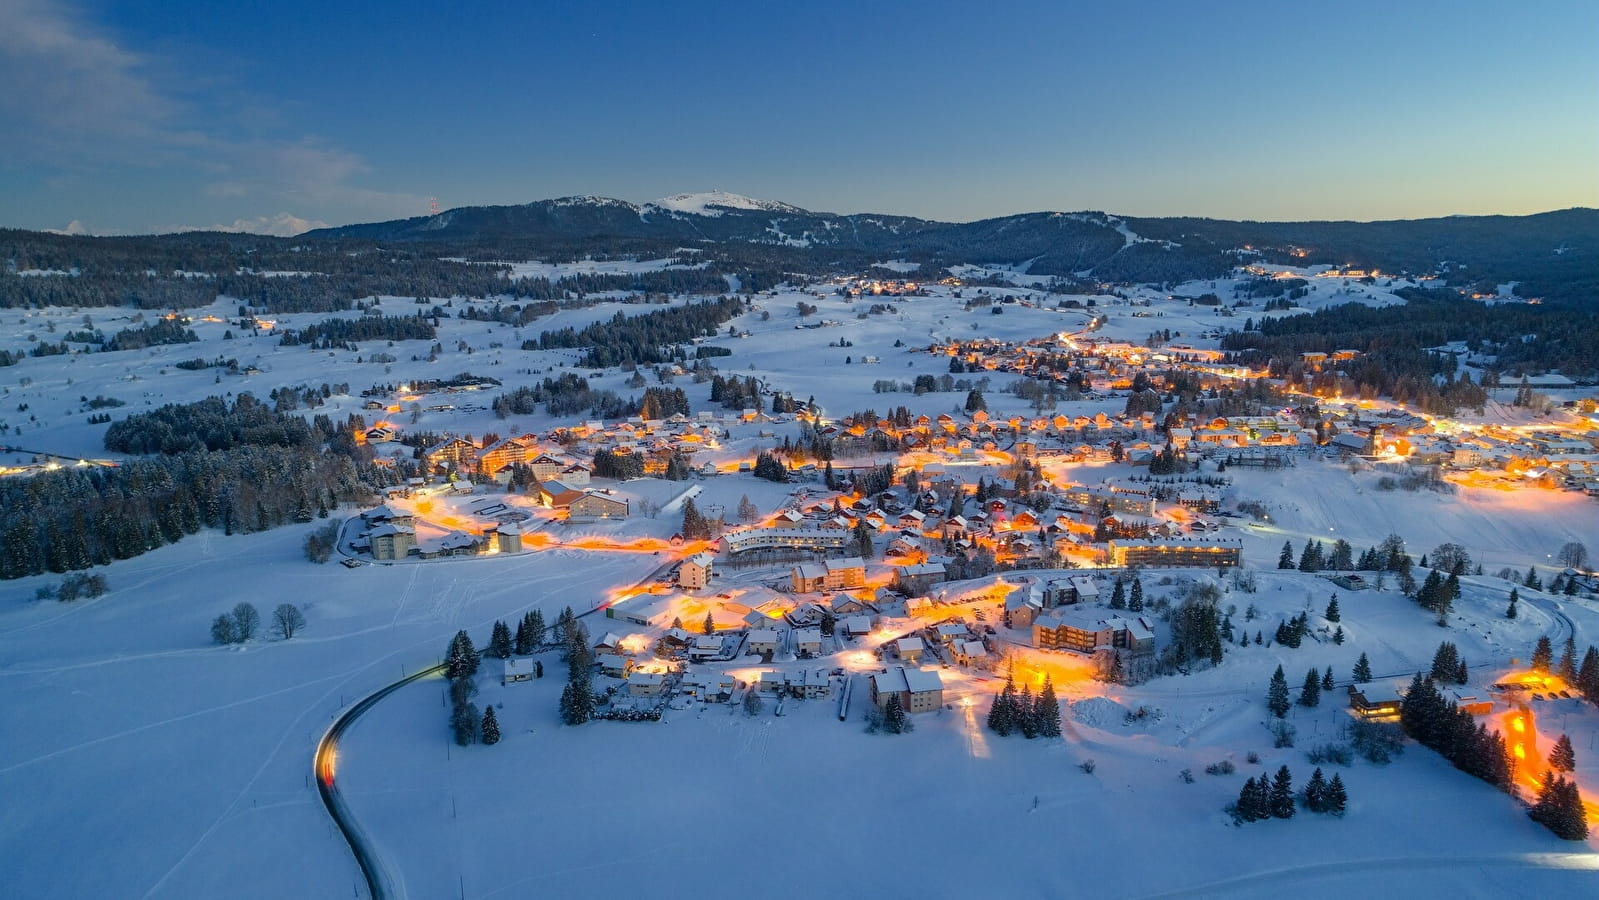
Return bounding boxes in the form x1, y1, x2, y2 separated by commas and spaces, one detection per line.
0, 0, 422, 227
170, 212, 331, 237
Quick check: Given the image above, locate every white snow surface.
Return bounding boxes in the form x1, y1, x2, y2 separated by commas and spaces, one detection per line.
647, 191, 804, 217
1, 265, 1597, 898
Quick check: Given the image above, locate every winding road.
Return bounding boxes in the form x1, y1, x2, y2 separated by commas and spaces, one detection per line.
312, 561, 671, 899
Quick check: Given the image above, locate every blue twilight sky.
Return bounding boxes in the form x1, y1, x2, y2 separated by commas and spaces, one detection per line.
2, 0, 1596, 234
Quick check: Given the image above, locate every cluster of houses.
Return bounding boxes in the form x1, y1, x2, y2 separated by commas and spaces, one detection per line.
352, 503, 524, 561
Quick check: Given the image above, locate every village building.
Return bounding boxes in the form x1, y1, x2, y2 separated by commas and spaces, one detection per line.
627, 672, 665, 697
423, 437, 478, 473
746, 629, 780, 657
596, 653, 633, 678
793, 627, 824, 658
1348, 681, 1405, 720
720, 527, 851, 557
502, 656, 535, 685
369, 522, 415, 561
679, 553, 714, 590
488, 522, 522, 554
895, 636, 926, 664
894, 562, 947, 595
870, 667, 945, 713
1032, 607, 1156, 655
1107, 537, 1243, 569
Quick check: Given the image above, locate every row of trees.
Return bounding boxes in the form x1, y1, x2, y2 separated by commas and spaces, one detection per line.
211, 602, 304, 643
1231, 765, 1347, 822
986, 672, 1063, 739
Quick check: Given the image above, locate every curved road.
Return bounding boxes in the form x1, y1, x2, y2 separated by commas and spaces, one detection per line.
313, 567, 666, 899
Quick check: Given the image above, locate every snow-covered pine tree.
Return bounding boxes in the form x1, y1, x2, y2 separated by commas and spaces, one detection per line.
1018, 683, 1038, 739
1269, 765, 1296, 818
490, 620, 511, 659
1324, 773, 1348, 816
1353, 652, 1372, 683
480, 706, 500, 745
1037, 676, 1062, 738
1268, 665, 1291, 718
1532, 635, 1554, 673
1324, 594, 1340, 622
1558, 635, 1578, 682
1303, 767, 1328, 813
1300, 668, 1321, 707
1549, 733, 1576, 773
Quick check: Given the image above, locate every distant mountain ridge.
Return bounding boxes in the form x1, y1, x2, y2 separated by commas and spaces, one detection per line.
300, 195, 1599, 299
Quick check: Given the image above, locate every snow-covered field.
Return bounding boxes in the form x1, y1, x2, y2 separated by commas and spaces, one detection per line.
2, 264, 1597, 898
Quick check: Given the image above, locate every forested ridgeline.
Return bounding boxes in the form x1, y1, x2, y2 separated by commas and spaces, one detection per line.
1, 396, 392, 580
1222, 297, 1599, 413
524, 296, 747, 366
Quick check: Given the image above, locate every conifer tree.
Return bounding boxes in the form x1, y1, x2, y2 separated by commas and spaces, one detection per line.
451, 701, 479, 745
1324, 773, 1348, 816
1269, 765, 1296, 818
1525, 567, 1541, 590
1300, 668, 1321, 707
527, 609, 546, 648
883, 693, 908, 734
1506, 590, 1518, 619
1532, 636, 1554, 673
1303, 767, 1328, 813
1018, 683, 1039, 738
1109, 579, 1126, 610
1530, 775, 1589, 840
988, 675, 1018, 736
1298, 541, 1320, 572
1549, 733, 1576, 773
1129, 578, 1144, 612
1278, 541, 1295, 569
446, 630, 479, 680
1332, 625, 1345, 645
1430, 642, 1460, 682
489, 620, 511, 659
1577, 646, 1599, 703
513, 617, 531, 656
480, 706, 500, 745
1235, 777, 1263, 822
1353, 652, 1372, 683
1324, 594, 1340, 622
1268, 665, 1291, 718
1037, 676, 1062, 737
1322, 669, 1336, 692
1558, 635, 1578, 682
1454, 657, 1468, 685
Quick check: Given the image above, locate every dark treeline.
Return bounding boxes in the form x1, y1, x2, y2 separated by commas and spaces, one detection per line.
104, 318, 201, 351
2, 394, 393, 579
105, 394, 317, 454
278, 313, 437, 348
491, 373, 631, 419
0, 447, 382, 579
526, 296, 745, 367
1223, 297, 1599, 412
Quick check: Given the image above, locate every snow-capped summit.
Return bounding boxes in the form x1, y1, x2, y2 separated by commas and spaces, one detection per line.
647, 191, 804, 217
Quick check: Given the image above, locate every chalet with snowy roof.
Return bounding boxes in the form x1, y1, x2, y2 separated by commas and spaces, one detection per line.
428, 530, 480, 559
951, 639, 988, 667
596, 653, 632, 678
794, 628, 824, 658
627, 672, 664, 696
1348, 682, 1405, 720
361, 503, 414, 527
1033, 608, 1155, 655
895, 637, 926, 664
841, 615, 874, 637
502, 656, 535, 685
746, 629, 780, 657
679, 673, 735, 702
